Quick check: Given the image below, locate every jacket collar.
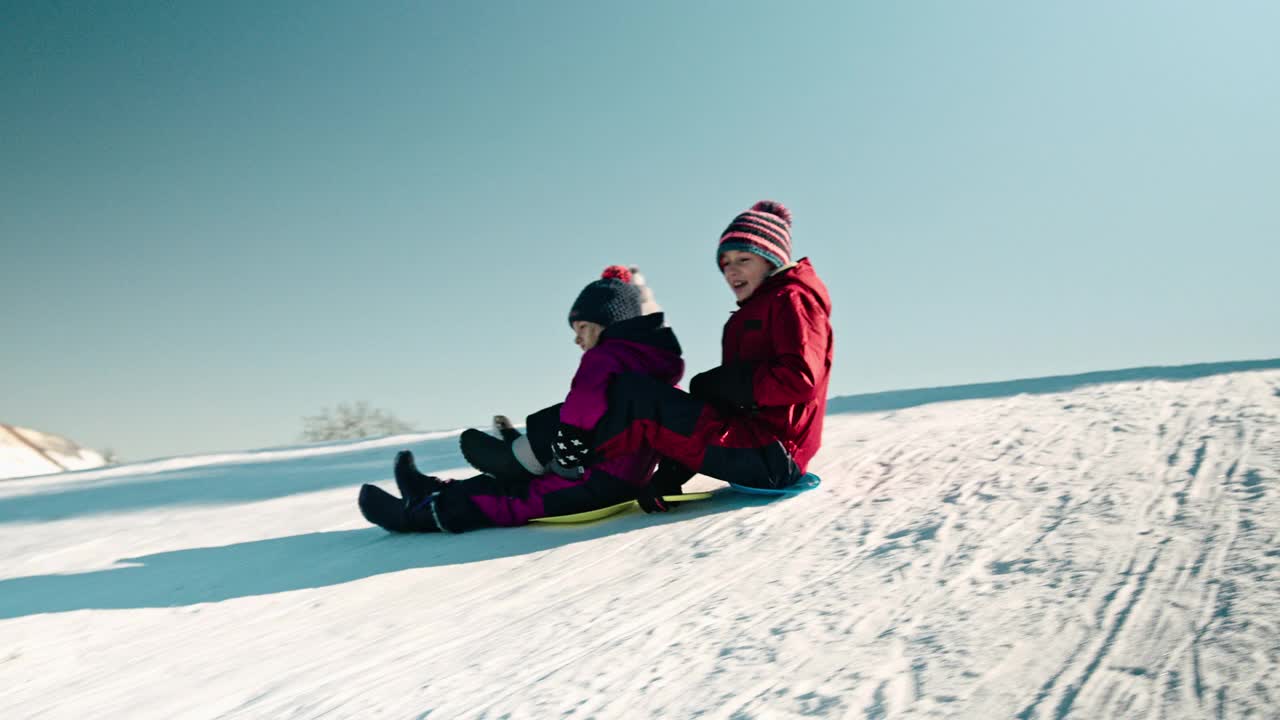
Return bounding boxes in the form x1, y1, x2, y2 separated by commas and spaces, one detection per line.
600, 313, 683, 355
737, 258, 805, 307
735, 258, 831, 313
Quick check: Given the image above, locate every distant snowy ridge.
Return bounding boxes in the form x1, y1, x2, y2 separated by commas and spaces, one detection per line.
0, 429, 464, 491
827, 357, 1280, 414
0, 424, 106, 480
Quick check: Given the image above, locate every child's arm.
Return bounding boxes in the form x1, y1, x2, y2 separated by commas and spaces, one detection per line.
551, 347, 630, 468
750, 287, 830, 406
559, 346, 627, 431
691, 288, 829, 410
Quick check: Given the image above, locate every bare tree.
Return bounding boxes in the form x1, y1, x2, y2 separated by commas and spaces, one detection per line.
301, 402, 414, 442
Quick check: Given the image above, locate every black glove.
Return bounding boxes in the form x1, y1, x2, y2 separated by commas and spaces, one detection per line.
689, 362, 756, 410
551, 423, 594, 468
636, 484, 674, 513
493, 415, 521, 442
636, 459, 697, 514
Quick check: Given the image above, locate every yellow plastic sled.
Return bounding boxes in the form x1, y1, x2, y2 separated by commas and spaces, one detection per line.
529, 492, 713, 524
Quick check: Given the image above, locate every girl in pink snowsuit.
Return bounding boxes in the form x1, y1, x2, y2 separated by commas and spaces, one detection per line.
358, 266, 683, 533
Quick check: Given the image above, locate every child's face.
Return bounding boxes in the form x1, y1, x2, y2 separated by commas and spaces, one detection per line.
573, 321, 604, 351
719, 250, 773, 302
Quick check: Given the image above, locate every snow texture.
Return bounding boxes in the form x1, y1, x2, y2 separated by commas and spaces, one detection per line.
1, 368, 1277, 719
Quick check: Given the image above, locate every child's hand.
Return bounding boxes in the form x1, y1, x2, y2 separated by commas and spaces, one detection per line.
690, 362, 756, 410
638, 459, 695, 513
636, 485, 673, 513
551, 424, 594, 468
493, 415, 521, 442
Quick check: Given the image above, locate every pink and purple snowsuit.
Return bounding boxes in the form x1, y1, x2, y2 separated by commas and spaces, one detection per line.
429, 314, 683, 532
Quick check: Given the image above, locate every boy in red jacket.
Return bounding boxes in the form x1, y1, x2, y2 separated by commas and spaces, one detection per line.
493, 200, 832, 505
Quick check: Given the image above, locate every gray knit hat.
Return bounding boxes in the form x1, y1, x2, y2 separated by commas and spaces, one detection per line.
568, 265, 644, 328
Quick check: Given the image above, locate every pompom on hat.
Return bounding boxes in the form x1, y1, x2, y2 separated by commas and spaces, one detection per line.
568, 265, 645, 328
600, 265, 632, 283
627, 265, 662, 315
716, 200, 793, 269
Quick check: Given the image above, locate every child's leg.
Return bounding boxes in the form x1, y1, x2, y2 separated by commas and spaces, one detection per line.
459, 428, 548, 480
429, 470, 634, 531
517, 382, 802, 488
592, 374, 802, 489
394, 450, 446, 504
523, 403, 566, 466
538, 468, 635, 518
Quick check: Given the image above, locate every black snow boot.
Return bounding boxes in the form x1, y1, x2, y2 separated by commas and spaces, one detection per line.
459, 428, 536, 481
358, 484, 441, 533
394, 450, 446, 504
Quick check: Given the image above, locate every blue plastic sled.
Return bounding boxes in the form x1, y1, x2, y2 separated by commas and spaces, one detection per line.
728, 472, 821, 496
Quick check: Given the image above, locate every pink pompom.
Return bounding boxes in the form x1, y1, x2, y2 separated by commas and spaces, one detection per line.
751, 200, 792, 226
601, 265, 633, 283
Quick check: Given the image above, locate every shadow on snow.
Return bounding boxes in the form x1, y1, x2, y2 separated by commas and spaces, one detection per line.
0, 491, 777, 619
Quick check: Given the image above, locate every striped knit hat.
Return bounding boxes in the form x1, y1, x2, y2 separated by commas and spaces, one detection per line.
717, 200, 793, 269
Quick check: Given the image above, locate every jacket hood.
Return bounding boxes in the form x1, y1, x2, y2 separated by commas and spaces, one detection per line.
600, 312, 683, 357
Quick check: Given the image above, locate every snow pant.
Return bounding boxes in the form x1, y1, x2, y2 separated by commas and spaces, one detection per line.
429, 467, 639, 533
526, 373, 804, 490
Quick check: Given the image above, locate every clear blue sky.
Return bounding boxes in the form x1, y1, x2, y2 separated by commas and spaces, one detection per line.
3, 1, 1277, 461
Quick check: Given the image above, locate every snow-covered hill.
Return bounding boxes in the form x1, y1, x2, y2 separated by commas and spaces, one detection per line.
0, 424, 106, 480
1, 368, 1277, 719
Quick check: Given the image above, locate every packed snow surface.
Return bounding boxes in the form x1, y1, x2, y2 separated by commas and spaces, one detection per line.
2, 370, 1277, 719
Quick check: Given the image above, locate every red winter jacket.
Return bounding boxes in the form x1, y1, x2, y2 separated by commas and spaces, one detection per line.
720, 258, 833, 472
